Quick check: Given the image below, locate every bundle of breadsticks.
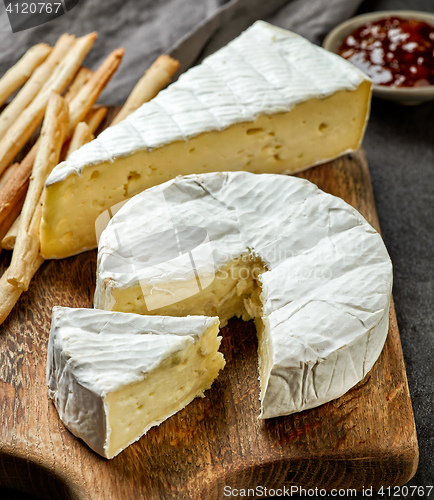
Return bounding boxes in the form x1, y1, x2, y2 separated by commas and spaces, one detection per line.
0, 33, 179, 325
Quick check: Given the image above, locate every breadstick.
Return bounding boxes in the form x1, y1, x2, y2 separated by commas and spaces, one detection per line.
1, 214, 20, 250
0, 43, 52, 108
61, 53, 118, 160
0, 162, 18, 191
0, 183, 26, 247
0, 32, 97, 176
64, 67, 93, 103
0, 159, 32, 243
61, 50, 121, 158
0, 254, 44, 324
0, 34, 75, 141
84, 105, 107, 134
0, 201, 44, 324
0, 45, 120, 243
8, 93, 68, 290
67, 48, 124, 136
111, 55, 179, 126
0, 145, 37, 242
18, 101, 67, 233
66, 121, 94, 157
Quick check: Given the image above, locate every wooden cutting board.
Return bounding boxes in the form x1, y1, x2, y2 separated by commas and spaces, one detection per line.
0, 116, 418, 499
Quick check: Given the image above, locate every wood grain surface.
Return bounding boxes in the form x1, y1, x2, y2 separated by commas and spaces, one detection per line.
0, 119, 419, 499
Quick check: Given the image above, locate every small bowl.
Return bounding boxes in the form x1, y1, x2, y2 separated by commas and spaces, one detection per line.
323, 10, 434, 105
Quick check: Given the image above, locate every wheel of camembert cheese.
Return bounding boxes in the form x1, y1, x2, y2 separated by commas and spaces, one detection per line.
94, 171, 393, 419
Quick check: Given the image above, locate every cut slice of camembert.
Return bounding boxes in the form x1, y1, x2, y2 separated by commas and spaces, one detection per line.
94, 172, 392, 419
41, 20, 371, 259
47, 306, 224, 458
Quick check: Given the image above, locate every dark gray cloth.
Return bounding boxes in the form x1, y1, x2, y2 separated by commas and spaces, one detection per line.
0, 0, 433, 496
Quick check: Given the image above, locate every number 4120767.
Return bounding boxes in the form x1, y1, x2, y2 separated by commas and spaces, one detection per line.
377, 485, 433, 497
5, 2, 62, 14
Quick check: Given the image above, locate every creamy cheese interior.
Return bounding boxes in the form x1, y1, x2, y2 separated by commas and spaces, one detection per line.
41, 82, 371, 259
98, 255, 264, 326
97, 255, 275, 406
104, 323, 223, 459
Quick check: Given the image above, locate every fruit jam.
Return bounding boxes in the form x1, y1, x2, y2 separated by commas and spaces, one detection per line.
338, 16, 434, 87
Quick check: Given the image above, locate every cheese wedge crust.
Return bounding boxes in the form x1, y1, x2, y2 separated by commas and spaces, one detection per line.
41, 21, 371, 259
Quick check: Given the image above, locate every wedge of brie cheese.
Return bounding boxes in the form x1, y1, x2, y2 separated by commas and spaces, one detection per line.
95, 172, 392, 419
47, 306, 224, 459
41, 21, 371, 259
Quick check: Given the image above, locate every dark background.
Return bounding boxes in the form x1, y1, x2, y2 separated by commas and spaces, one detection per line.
0, 0, 432, 498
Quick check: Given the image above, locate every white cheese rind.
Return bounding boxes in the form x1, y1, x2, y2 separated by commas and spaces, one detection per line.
47, 306, 222, 458
46, 21, 368, 186
95, 172, 392, 418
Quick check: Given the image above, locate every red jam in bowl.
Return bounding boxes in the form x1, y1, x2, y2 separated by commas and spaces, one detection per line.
338, 16, 434, 87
